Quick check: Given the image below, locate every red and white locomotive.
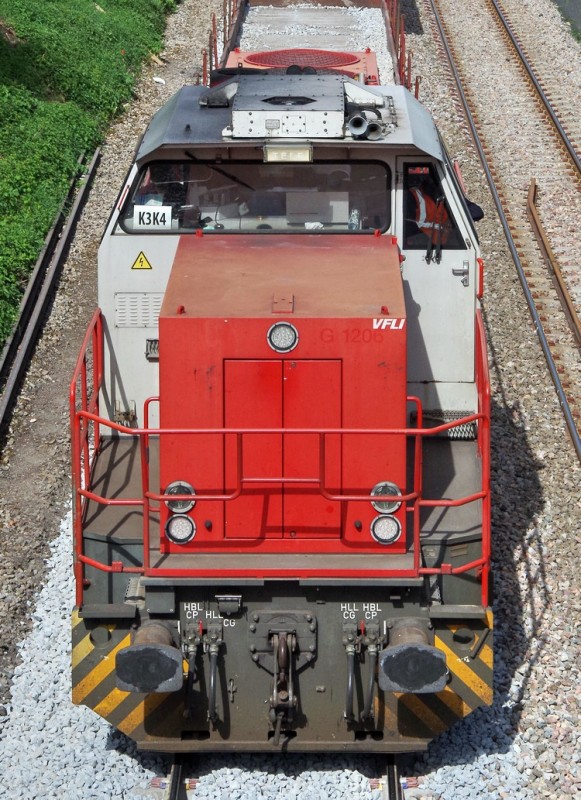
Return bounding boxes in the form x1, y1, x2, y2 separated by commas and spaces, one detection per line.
70, 42, 492, 752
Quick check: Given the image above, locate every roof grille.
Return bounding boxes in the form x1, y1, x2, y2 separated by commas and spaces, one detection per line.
245, 49, 359, 69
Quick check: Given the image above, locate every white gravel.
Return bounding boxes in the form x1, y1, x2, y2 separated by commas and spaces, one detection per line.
0, 513, 380, 799
239, 5, 394, 83
0, 512, 167, 799
1, 1, 579, 799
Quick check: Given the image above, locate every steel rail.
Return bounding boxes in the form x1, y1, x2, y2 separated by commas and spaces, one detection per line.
428, 0, 581, 460
486, 2, 581, 360
489, 0, 581, 177
0, 148, 101, 438
382, 756, 404, 799
527, 178, 581, 347
163, 755, 188, 800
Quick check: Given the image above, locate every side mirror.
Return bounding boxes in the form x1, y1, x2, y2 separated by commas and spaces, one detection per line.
466, 199, 484, 222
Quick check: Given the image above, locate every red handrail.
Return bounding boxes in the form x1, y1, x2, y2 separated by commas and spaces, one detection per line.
381, 0, 417, 92
475, 309, 491, 606
69, 309, 103, 604
70, 311, 491, 606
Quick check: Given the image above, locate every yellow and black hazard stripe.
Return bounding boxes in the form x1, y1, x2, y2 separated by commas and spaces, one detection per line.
72, 610, 493, 749
389, 614, 493, 740
72, 611, 185, 744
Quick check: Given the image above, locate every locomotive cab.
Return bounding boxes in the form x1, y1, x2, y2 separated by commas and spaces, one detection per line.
71, 52, 491, 753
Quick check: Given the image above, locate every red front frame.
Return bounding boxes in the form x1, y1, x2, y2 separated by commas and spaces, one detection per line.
157, 317, 407, 554
70, 309, 490, 607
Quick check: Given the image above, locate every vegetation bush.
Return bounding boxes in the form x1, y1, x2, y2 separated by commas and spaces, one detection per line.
556, 1, 581, 42
0, 0, 175, 346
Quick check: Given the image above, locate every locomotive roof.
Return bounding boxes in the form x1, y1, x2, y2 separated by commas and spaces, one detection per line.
136, 78, 443, 162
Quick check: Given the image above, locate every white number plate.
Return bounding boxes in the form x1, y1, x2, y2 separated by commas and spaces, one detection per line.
133, 204, 173, 229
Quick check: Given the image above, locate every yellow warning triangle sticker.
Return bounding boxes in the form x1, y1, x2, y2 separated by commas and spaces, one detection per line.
131, 251, 153, 270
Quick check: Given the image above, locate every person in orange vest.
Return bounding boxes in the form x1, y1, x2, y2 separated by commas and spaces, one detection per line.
407, 175, 451, 263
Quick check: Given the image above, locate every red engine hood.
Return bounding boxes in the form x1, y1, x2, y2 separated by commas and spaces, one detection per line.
161, 234, 405, 320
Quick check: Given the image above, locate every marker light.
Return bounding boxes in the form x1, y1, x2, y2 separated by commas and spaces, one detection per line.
267, 322, 299, 353
263, 144, 313, 163
371, 481, 402, 514
370, 515, 402, 545
165, 514, 196, 544
164, 481, 196, 513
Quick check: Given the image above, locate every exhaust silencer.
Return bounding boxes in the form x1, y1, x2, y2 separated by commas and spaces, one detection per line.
116, 621, 183, 693
347, 112, 369, 138
347, 112, 384, 140
366, 121, 383, 140
378, 619, 447, 694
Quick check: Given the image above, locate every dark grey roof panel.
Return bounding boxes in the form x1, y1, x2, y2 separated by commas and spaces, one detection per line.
135, 86, 232, 161
134, 82, 443, 162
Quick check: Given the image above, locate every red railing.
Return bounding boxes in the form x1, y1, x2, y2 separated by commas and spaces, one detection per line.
199, 0, 419, 96
382, 0, 419, 96
69, 308, 104, 599
475, 309, 491, 605
200, 0, 245, 84
70, 311, 491, 605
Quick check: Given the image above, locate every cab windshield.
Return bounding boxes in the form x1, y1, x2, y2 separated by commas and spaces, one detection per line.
119, 161, 390, 233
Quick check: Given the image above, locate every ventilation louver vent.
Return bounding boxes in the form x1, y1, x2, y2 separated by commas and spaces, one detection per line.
231, 74, 345, 138
245, 49, 359, 69
115, 293, 163, 328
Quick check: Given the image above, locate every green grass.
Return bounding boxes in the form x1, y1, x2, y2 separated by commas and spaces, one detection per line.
553, 0, 581, 42
0, 0, 175, 346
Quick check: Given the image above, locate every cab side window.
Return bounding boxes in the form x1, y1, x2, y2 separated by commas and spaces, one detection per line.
403, 164, 465, 252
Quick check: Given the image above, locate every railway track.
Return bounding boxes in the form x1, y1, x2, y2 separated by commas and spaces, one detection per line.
488, 0, 581, 171
154, 756, 193, 800
0, 150, 100, 437
428, 0, 581, 458
488, 0, 581, 164
158, 755, 408, 799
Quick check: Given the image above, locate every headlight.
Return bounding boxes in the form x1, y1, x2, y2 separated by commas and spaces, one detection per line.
370, 514, 402, 545
164, 480, 196, 513
165, 514, 196, 544
267, 321, 299, 353
370, 481, 402, 514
